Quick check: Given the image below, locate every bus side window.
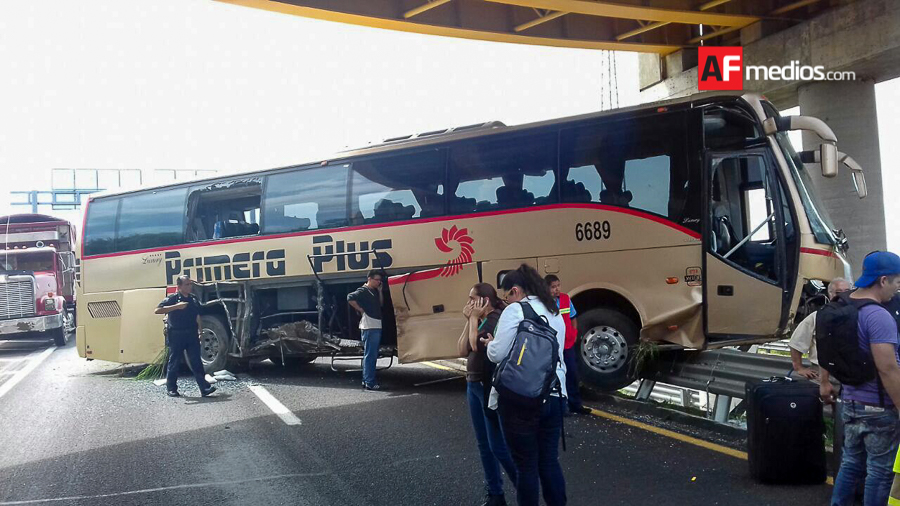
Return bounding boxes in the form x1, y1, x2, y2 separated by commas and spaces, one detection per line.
449, 132, 557, 214
117, 188, 187, 252
262, 165, 350, 234
559, 113, 695, 229
349, 150, 446, 225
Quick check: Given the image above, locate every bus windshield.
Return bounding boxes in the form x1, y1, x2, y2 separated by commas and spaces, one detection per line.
773, 131, 838, 247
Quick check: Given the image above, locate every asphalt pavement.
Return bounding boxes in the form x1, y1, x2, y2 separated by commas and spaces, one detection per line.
0, 341, 834, 505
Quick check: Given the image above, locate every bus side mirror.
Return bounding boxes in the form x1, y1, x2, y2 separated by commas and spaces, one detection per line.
800, 143, 838, 178
838, 152, 867, 199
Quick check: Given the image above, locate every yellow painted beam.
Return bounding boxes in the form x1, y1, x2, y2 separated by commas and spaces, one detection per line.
404, 0, 453, 19
770, 0, 821, 16
514, 10, 567, 32
214, 0, 684, 54
615, 0, 734, 42
698, 0, 734, 10
616, 21, 670, 41
485, 0, 758, 27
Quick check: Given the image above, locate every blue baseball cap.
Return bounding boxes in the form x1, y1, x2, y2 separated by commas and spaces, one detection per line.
856, 251, 900, 288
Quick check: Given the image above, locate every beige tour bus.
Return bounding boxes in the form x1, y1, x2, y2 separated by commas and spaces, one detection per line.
76, 92, 865, 390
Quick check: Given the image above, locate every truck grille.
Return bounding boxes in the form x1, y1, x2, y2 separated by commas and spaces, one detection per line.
0, 280, 36, 320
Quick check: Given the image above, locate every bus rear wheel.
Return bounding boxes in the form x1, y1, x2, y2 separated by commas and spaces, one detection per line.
576, 308, 639, 392
199, 315, 230, 374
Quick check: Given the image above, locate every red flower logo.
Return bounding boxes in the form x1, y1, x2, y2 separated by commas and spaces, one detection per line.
434, 225, 475, 277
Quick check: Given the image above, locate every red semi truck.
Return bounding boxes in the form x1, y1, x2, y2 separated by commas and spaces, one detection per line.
0, 214, 77, 346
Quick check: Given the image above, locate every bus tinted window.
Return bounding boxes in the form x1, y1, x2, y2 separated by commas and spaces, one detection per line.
83, 199, 119, 256
560, 113, 695, 226
117, 188, 187, 252
263, 165, 349, 234
449, 132, 557, 214
349, 150, 445, 224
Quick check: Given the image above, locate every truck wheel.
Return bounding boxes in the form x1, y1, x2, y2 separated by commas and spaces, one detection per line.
576, 308, 639, 392
199, 315, 230, 373
51, 326, 67, 347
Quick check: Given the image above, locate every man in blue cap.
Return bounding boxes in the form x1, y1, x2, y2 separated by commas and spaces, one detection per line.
829, 251, 900, 506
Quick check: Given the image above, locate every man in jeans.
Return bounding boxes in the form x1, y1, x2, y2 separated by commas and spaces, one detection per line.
348, 270, 384, 391
825, 252, 900, 505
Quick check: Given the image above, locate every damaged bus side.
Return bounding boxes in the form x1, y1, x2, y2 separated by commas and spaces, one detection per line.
78, 91, 860, 392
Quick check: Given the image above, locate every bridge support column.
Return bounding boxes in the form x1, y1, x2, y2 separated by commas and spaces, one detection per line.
798, 80, 886, 271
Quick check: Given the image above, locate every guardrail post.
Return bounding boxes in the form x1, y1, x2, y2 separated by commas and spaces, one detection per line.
635, 379, 655, 401
681, 388, 693, 409
713, 394, 732, 423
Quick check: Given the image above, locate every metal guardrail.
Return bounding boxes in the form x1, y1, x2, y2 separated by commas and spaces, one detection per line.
757, 340, 792, 354
622, 381, 702, 409
644, 349, 798, 399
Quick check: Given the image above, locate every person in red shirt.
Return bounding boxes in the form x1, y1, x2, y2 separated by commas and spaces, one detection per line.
546, 275, 590, 415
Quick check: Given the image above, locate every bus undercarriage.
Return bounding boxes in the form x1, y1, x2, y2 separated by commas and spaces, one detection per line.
192, 270, 398, 372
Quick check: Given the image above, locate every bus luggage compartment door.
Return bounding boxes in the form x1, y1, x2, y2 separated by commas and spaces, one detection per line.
388, 263, 478, 363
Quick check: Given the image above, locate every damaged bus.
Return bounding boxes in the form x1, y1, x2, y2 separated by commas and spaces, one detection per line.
76, 92, 865, 390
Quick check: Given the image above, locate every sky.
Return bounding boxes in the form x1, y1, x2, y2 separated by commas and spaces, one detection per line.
0, 0, 896, 248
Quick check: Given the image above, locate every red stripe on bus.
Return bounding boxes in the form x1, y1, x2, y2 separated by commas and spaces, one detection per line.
388, 268, 445, 286
81, 203, 701, 260
800, 247, 837, 258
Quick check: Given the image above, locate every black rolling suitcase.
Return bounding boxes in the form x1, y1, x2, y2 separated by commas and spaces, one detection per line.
746, 376, 826, 484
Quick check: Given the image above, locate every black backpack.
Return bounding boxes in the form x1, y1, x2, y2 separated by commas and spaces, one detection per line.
815, 291, 883, 386
492, 301, 561, 410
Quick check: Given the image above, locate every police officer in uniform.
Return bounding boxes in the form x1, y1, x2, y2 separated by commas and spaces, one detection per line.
155, 275, 216, 397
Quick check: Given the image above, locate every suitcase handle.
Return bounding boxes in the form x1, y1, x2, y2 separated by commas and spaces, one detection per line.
762, 376, 794, 383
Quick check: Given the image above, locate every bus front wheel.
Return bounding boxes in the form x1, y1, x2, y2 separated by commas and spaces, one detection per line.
576, 308, 639, 392
199, 315, 230, 373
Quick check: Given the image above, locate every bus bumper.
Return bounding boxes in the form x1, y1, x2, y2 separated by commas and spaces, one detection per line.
0, 313, 64, 337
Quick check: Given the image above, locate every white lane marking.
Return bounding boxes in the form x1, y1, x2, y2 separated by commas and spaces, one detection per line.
0, 471, 329, 505
248, 385, 302, 426
0, 348, 54, 401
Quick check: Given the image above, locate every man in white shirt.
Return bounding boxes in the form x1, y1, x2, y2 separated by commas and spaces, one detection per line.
789, 277, 851, 379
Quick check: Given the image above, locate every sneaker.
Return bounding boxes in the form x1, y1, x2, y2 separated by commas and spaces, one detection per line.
576, 405, 593, 415
364, 384, 381, 391
166, 390, 180, 397
201, 386, 217, 397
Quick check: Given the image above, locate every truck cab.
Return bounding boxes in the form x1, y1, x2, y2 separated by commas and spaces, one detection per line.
0, 215, 77, 346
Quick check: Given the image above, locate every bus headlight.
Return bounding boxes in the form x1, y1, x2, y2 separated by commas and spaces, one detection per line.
43, 298, 56, 312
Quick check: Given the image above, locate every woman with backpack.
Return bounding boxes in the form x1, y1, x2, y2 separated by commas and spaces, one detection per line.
458, 283, 517, 506
484, 264, 568, 506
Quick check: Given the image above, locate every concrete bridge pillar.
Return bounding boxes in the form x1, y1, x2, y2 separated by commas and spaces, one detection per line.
798, 79, 886, 273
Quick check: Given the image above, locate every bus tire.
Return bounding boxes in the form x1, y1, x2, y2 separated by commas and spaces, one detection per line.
199, 315, 230, 374
576, 308, 639, 392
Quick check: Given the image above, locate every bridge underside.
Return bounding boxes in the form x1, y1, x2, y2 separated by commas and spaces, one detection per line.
217, 0, 832, 54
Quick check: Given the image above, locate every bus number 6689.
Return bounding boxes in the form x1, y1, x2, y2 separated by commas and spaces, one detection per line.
575, 221, 611, 241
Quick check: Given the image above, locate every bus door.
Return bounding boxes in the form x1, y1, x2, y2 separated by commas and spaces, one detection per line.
388, 263, 479, 363
703, 150, 796, 339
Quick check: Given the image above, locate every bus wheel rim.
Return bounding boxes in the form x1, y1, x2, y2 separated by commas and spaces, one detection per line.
200, 328, 220, 365
581, 325, 628, 374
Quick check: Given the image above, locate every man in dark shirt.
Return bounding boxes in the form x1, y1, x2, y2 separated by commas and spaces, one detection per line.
347, 270, 384, 391
155, 275, 216, 398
